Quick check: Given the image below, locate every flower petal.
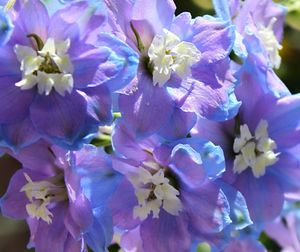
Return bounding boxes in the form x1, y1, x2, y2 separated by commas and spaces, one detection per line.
169, 144, 206, 188
233, 172, 284, 223
140, 210, 191, 252
1, 117, 40, 150
119, 76, 175, 136
30, 91, 88, 149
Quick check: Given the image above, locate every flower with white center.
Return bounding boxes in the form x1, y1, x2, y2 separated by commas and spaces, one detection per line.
128, 165, 182, 221
20, 173, 67, 224
233, 119, 280, 178
14, 37, 74, 96
257, 18, 283, 69
148, 29, 201, 87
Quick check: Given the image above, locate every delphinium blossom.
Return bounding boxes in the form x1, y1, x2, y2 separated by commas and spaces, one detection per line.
213, 0, 286, 67
1, 141, 121, 252
0, 0, 299, 251
0, 0, 138, 150
107, 121, 233, 251
104, 0, 240, 138
194, 60, 300, 224
213, 0, 289, 97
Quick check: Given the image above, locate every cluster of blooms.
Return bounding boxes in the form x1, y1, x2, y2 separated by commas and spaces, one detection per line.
0, 0, 299, 251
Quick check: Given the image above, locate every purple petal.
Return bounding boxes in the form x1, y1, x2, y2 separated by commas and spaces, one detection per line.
223, 238, 267, 252
64, 234, 84, 252
132, 0, 175, 34
8, 140, 57, 175
15, 0, 49, 42
265, 214, 299, 250
0, 79, 34, 124
263, 94, 300, 149
83, 85, 113, 125
48, 2, 87, 40
1, 169, 29, 219
30, 91, 87, 147
270, 152, 300, 193
140, 210, 191, 252
170, 77, 237, 121
192, 17, 234, 63
152, 144, 172, 166
182, 182, 231, 234
112, 121, 158, 161
170, 12, 193, 40
119, 76, 175, 136
92, 32, 139, 92
64, 165, 93, 239
109, 179, 140, 230
29, 203, 69, 252
158, 108, 197, 140
1, 117, 40, 150
194, 118, 235, 156
0, 45, 20, 75
74, 145, 112, 173
120, 227, 143, 252
71, 45, 114, 89
169, 144, 206, 188
234, 172, 284, 223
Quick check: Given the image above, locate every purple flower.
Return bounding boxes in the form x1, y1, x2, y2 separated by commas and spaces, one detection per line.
213, 0, 290, 98
214, 0, 287, 68
193, 60, 300, 224
108, 121, 231, 251
0, 0, 138, 150
0, 141, 120, 252
104, 0, 240, 138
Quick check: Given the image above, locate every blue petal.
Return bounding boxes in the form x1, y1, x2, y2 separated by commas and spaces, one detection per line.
212, 0, 231, 21
179, 138, 226, 179
84, 206, 113, 252
0, 7, 14, 45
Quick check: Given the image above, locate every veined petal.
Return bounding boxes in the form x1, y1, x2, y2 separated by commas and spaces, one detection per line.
30, 91, 88, 149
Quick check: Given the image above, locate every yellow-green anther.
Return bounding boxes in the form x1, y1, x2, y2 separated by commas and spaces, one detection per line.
4, 0, 16, 12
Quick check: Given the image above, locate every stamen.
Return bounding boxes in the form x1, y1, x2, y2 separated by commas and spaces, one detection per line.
20, 173, 67, 224
233, 120, 280, 178
257, 18, 282, 69
14, 36, 74, 96
148, 29, 201, 87
128, 164, 182, 221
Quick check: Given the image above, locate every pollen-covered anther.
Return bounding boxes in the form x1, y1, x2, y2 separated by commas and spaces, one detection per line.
148, 29, 201, 87
128, 166, 182, 221
257, 17, 282, 69
233, 119, 280, 178
14, 37, 74, 96
20, 173, 67, 224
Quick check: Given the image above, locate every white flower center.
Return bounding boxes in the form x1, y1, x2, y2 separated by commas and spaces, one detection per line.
233, 120, 280, 178
14, 37, 74, 96
257, 18, 282, 69
148, 29, 201, 87
20, 173, 67, 224
128, 161, 182, 221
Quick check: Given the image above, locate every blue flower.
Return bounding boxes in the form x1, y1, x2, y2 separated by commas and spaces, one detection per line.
0, 141, 120, 252
194, 60, 300, 224
0, 0, 138, 150
105, 0, 240, 138
108, 121, 232, 251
